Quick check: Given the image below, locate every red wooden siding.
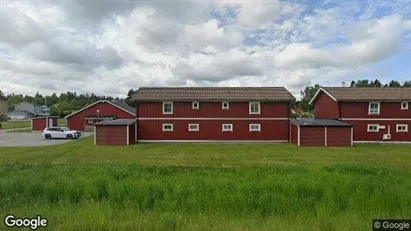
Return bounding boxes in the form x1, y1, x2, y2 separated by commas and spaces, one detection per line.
314, 91, 339, 119
300, 127, 325, 146
32, 119, 46, 131
327, 127, 352, 146
129, 124, 136, 144
340, 102, 411, 118
342, 120, 411, 142
136, 101, 290, 142
137, 120, 289, 141
96, 126, 128, 145
32, 117, 58, 131
137, 102, 290, 118
290, 123, 298, 145
67, 102, 135, 131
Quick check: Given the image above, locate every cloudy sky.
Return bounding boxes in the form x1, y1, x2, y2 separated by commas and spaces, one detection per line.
1, 0, 411, 97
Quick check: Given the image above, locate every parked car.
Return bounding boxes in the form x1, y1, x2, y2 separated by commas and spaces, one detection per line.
42, 127, 81, 140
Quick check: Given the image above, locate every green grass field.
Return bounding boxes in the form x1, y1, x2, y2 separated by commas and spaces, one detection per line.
0, 138, 410, 230
0, 118, 65, 131
0, 120, 30, 130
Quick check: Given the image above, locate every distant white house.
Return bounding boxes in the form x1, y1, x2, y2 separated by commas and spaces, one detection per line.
7, 102, 50, 120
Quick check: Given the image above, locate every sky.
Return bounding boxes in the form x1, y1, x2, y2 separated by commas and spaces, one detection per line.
1, 0, 411, 98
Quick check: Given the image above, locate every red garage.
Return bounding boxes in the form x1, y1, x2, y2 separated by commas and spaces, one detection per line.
290, 119, 353, 147
65, 100, 135, 132
94, 119, 137, 146
31, 116, 59, 131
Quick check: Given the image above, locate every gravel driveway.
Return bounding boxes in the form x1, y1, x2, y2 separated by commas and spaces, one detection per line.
0, 130, 92, 147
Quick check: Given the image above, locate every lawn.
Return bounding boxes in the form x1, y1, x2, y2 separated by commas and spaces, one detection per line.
5, 127, 33, 132
0, 138, 410, 230
0, 118, 65, 131
0, 120, 30, 130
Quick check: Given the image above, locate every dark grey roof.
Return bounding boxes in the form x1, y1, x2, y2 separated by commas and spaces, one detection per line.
290, 119, 352, 127
110, 100, 135, 114
31, 116, 60, 119
94, 119, 136, 126
133, 87, 296, 102
322, 87, 411, 101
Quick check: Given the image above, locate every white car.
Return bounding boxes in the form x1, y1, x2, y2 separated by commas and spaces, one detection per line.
42, 127, 81, 140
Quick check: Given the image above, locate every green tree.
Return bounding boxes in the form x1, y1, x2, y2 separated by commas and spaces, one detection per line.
297, 84, 321, 111
403, 81, 411, 87
125, 89, 136, 107
388, 80, 401, 87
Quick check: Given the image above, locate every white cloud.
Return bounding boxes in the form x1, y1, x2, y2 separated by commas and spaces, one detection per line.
0, 0, 410, 98
172, 49, 264, 82
184, 19, 243, 52
237, 0, 281, 28
275, 15, 404, 69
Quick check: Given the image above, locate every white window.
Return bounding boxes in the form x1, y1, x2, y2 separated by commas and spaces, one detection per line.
192, 102, 199, 110
249, 102, 260, 114
222, 124, 233, 132
401, 102, 408, 110
249, 124, 261, 132
188, 124, 199, 131
367, 124, 379, 132
368, 102, 380, 115
162, 124, 173, 132
222, 102, 229, 110
88, 119, 94, 124
163, 102, 173, 114
396, 124, 408, 133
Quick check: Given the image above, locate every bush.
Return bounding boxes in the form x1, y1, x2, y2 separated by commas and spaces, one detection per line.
0, 115, 7, 122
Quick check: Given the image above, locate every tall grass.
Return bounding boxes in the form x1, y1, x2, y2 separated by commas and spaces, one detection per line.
1, 163, 410, 230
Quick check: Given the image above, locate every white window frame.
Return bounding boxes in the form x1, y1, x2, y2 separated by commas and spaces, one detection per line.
222, 124, 233, 132
401, 102, 408, 110
222, 102, 229, 110
188, 123, 199, 132
192, 102, 199, 110
367, 124, 379, 133
249, 102, 261, 115
396, 124, 408, 133
368, 102, 380, 115
88, 119, 94, 124
162, 123, 173, 132
162, 102, 173, 114
249, 124, 261, 132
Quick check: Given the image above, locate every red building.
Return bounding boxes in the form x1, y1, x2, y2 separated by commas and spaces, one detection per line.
65, 100, 135, 131
290, 119, 353, 146
95, 119, 136, 146
31, 116, 59, 131
133, 87, 295, 142
310, 87, 411, 143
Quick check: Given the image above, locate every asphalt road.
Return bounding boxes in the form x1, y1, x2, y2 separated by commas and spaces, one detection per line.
0, 131, 92, 147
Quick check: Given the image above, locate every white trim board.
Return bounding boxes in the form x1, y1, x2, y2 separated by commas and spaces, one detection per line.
94, 126, 96, 145
351, 127, 354, 147
341, 118, 411, 121
138, 117, 289, 121
127, 125, 130, 146
354, 141, 411, 144
309, 88, 337, 105
65, 100, 135, 119
138, 140, 289, 143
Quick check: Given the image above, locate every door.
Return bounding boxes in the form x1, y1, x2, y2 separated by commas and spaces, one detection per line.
48, 118, 54, 127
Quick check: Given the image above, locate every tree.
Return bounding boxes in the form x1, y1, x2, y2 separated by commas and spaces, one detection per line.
125, 89, 136, 107
388, 80, 401, 87
0, 90, 6, 101
403, 81, 411, 87
371, 79, 382, 87
297, 84, 321, 111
